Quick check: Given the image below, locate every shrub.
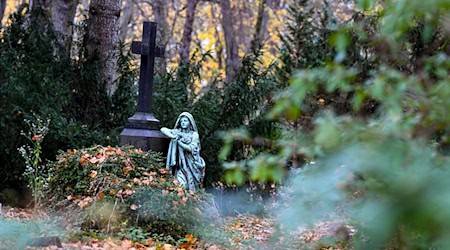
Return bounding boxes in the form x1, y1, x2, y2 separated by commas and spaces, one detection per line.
0, 7, 137, 193
130, 188, 220, 240
46, 145, 164, 204
44, 145, 220, 240
0, 6, 71, 190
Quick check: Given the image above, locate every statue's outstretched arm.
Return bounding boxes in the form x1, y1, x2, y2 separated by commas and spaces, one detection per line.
160, 127, 177, 139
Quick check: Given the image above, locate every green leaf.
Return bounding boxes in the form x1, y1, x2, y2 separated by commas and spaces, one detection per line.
284, 103, 301, 121
357, 0, 375, 10
352, 90, 366, 111
422, 24, 434, 43
224, 168, 245, 185
330, 32, 350, 54
219, 143, 232, 161
314, 114, 341, 150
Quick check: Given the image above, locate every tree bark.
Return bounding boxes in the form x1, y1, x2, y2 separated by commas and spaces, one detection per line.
250, 0, 269, 52
0, 0, 6, 25
50, 0, 79, 55
179, 0, 199, 64
211, 4, 224, 71
220, 0, 240, 82
85, 0, 122, 96
151, 0, 169, 76
30, 0, 51, 10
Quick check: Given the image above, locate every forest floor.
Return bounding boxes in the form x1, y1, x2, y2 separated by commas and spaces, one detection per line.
1, 206, 353, 249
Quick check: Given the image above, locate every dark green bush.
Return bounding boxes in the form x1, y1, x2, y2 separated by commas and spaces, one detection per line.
0, 7, 136, 192
0, 6, 71, 190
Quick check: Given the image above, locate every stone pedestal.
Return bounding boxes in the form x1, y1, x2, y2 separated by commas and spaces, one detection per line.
119, 112, 169, 153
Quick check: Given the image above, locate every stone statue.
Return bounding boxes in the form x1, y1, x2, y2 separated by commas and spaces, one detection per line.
160, 112, 205, 190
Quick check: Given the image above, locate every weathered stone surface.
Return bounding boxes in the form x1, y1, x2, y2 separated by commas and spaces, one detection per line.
120, 128, 169, 153
160, 112, 205, 190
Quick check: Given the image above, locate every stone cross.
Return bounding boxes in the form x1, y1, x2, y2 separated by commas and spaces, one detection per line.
131, 21, 164, 113
119, 21, 169, 153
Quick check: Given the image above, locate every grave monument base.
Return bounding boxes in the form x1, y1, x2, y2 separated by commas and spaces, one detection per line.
119, 112, 169, 153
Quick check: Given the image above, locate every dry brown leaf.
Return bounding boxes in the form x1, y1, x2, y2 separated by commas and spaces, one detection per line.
79, 155, 88, 165
96, 192, 105, 200
163, 243, 173, 250
89, 170, 97, 178
121, 239, 134, 249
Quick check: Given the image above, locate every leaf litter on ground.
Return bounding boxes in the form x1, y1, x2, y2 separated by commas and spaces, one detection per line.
2, 205, 354, 249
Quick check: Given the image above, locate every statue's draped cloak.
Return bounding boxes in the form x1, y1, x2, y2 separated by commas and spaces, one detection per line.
166, 112, 205, 190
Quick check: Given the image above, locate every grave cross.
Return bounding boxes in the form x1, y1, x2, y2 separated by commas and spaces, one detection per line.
119, 21, 169, 153
132, 21, 164, 113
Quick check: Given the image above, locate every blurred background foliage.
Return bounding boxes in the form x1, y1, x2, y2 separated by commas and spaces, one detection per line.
221, 0, 450, 248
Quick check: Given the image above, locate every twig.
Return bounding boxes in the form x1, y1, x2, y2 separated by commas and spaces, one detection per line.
107, 198, 118, 233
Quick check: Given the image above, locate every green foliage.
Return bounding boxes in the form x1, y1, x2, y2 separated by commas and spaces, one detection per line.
44, 145, 220, 240
276, 0, 379, 128
118, 226, 152, 243
154, 50, 278, 185
277, 0, 335, 84
0, 7, 137, 192
0, 6, 71, 190
45, 145, 164, 205
277, 140, 450, 249
130, 188, 220, 240
69, 40, 137, 141
224, 0, 450, 248
18, 115, 51, 208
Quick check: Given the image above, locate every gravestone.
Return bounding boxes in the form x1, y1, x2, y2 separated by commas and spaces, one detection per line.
119, 21, 169, 152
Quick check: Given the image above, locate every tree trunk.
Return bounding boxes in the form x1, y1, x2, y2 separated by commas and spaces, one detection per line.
50, 0, 79, 55
151, 0, 168, 76
30, 0, 51, 10
210, 4, 224, 71
179, 0, 199, 64
250, 0, 269, 52
0, 0, 6, 25
85, 0, 122, 96
220, 0, 240, 82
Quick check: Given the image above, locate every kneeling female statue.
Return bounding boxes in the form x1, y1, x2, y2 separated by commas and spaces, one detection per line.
160, 112, 205, 190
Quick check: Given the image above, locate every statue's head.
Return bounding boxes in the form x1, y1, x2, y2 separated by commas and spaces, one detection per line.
179, 116, 191, 130
175, 112, 197, 132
